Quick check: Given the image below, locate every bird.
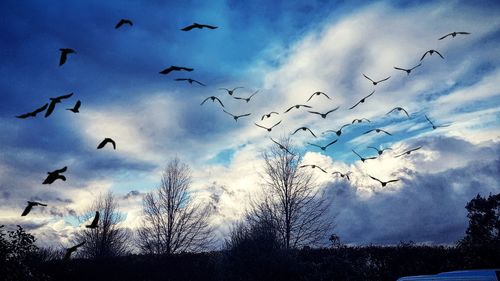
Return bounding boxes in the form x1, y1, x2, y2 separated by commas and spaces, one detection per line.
386, 107, 410, 118
322, 124, 350, 137
367, 146, 392, 155
284, 104, 312, 113
42, 166, 67, 184
21, 201, 47, 216
292, 127, 317, 137
420, 50, 444, 61
223, 110, 251, 122
59, 48, 76, 66
394, 63, 422, 75
45, 92, 74, 117
369, 175, 399, 187
307, 139, 337, 151
332, 171, 351, 181
254, 121, 282, 132
362, 74, 391, 86
181, 23, 218, 31
270, 138, 295, 155
352, 118, 371, 124
438, 31, 470, 40
66, 100, 81, 113
395, 146, 422, 158
306, 91, 330, 102
159, 66, 194, 75
363, 128, 392, 136
219, 87, 243, 96
115, 18, 133, 29
261, 112, 279, 120
308, 107, 339, 119
97, 138, 116, 150
299, 164, 327, 173
352, 149, 377, 163
175, 78, 205, 86
200, 96, 224, 107
64, 241, 85, 260
349, 90, 375, 110
16, 103, 48, 119
86, 211, 99, 228
234, 90, 259, 103
425, 115, 451, 129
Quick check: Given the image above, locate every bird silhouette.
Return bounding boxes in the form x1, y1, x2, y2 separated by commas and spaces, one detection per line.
64, 241, 85, 260
425, 115, 451, 129
394, 63, 422, 75
369, 175, 399, 187
352, 118, 371, 124
363, 128, 392, 136
159, 66, 194, 75
284, 104, 312, 113
308, 107, 339, 119
307, 139, 338, 151
254, 121, 282, 132
223, 110, 251, 122
367, 146, 392, 155
16, 103, 48, 119
115, 18, 133, 29
97, 138, 116, 150
352, 149, 377, 163
306, 91, 330, 102
219, 87, 243, 96
299, 164, 327, 173
66, 100, 81, 113
175, 78, 205, 86
323, 124, 350, 136
45, 93, 74, 117
86, 211, 99, 228
362, 74, 390, 86
234, 90, 259, 103
21, 201, 47, 216
270, 138, 295, 155
201, 96, 224, 107
181, 23, 218, 31
292, 127, 317, 137
386, 107, 410, 118
349, 90, 375, 110
332, 171, 351, 181
59, 48, 76, 66
420, 50, 444, 61
42, 166, 67, 184
438, 31, 470, 40
395, 146, 422, 158
261, 112, 279, 120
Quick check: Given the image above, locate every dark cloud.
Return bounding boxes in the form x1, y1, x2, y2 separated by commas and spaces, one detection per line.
123, 190, 142, 199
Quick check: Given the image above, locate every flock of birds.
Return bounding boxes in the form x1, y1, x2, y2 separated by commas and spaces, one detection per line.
11, 14, 469, 258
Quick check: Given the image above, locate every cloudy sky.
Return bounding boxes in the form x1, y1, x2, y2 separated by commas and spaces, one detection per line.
1, 0, 499, 249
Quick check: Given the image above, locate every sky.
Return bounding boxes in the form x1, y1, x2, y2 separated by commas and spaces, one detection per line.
0, 0, 499, 249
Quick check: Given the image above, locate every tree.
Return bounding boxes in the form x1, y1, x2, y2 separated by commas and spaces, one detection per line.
248, 136, 332, 249
0, 225, 40, 281
74, 192, 130, 258
137, 157, 214, 255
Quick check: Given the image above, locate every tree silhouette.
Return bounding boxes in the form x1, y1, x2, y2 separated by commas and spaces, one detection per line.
0, 225, 40, 281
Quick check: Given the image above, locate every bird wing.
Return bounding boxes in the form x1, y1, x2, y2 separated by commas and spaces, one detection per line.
115, 19, 125, 29
59, 52, 67, 66
308, 111, 322, 115
306, 93, 316, 102
420, 51, 430, 61
400, 108, 410, 117
457, 32, 470, 35
159, 67, 173, 74
386, 108, 398, 115
57, 92, 74, 100
291, 128, 302, 135
181, 24, 195, 31
249, 90, 259, 99
74, 100, 81, 110
349, 100, 362, 110
254, 123, 268, 130
175, 78, 188, 81
306, 128, 317, 137
363, 129, 375, 135
54, 166, 68, 173
200, 97, 211, 105
411, 63, 422, 70
42, 174, 55, 184
16, 113, 31, 119
369, 176, 382, 183
363, 90, 375, 99
325, 139, 338, 148
367, 146, 379, 152
92, 211, 100, 226
362, 73, 374, 83
179, 67, 194, 71
434, 50, 444, 59
193, 80, 206, 86
109, 138, 116, 150
352, 149, 362, 159
222, 109, 234, 117
237, 113, 251, 118
393, 67, 407, 71
424, 115, 434, 126
97, 139, 107, 149
300, 105, 312, 109
340, 124, 350, 130
307, 143, 321, 148
21, 203, 33, 216
233, 96, 245, 100
380, 129, 392, 136
377, 76, 391, 83
325, 107, 340, 115
214, 97, 224, 107
270, 120, 282, 129
317, 166, 327, 173
386, 179, 399, 183
201, 24, 218, 29
438, 33, 452, 40
33, 103, 49, 115
44, 101, 56, 117
284, 106, 295, 113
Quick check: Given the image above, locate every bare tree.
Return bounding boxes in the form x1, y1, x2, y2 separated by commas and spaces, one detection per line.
137, 157, 214, 255
248, 136, 332, 249
74, 192, 130, 258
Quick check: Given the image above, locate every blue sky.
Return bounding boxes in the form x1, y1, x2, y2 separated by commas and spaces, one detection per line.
1, 0, 499, 248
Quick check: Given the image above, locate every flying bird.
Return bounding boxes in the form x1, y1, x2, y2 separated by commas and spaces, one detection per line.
332, 171, 351, 181
386, 107, 410, 117
261, 112, 279, 120
369, 175, 399, 187
181, 23, 218, 31
97, 138, 116, 150
438, 31, 470, 40
64, 241, 85, 260
42, 166, 67, 184
254, 121, 281, 132
299, 164, 327, 173
362, 74, 391, 86
352, 149, 377, 163
200, 96, 224, 107
349, 90, 375, 110
322, 124, 350, 136
292, 127, 317, 137
219, 87, 243, 96
425, 115, 451, 129
234, 90, 259, 103
223, 110, 251, 122
270, 138, 295, 155
59, 48, 76, 66
45, 92, 74, 117
306, 91, 330, 102
16, 103, 48, 119
284, 104, 312, 113
308, 107, 339, 119
175, 78, 206, 86
159, 66, 194, 75
394, 63, 422, 75
66, 100, 81, 113
21, 201, 47, 216
395, 146, 422, 158
115, 18, 133, 29
307, 139, 337, 151
420, 50, 444, 61
86, 211, 99, 229
367, 146, 392, 155
363, 128, 392, 136
352, 118, 371, 124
